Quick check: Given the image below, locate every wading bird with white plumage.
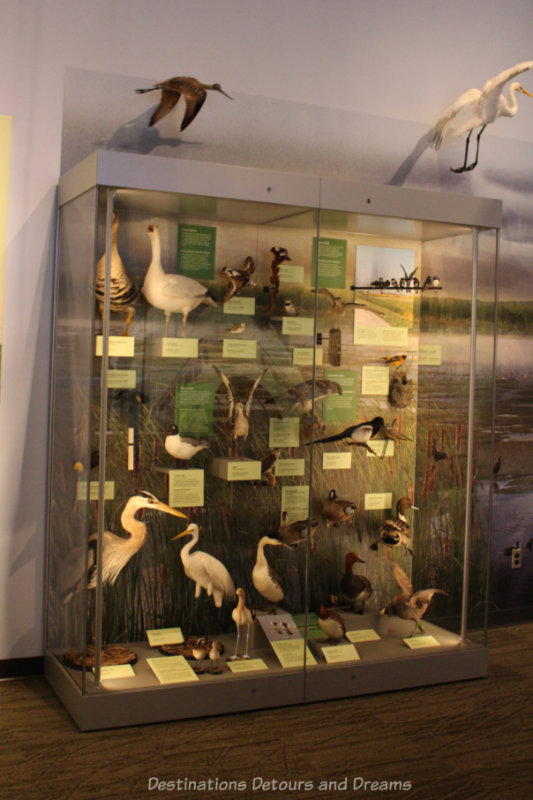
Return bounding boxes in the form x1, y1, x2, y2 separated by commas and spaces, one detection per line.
173, 523, 235, 608
429, 61, 533, 172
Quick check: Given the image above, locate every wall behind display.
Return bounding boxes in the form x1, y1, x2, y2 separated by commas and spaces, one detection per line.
1, 0, 533, 661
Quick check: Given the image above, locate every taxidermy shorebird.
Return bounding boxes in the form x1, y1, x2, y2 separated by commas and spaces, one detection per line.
318, 603, 346, 641
369, 496, 418, 555
219, 257, 256, 302
268, 246, 291, 314
95, 213, 139, 335
283, 298, 299, 316
340, 552, 373, 614
429, 61, 533, 172
230, 587, 254, 660
276, 511, 319, 551
135, 76, 233, 131
307, 416, 384, 453
312, 287, 382, 318
260, 448, 281, 486
208, 640, 225, 674
86, 491, 187, 590
322, 489, 356, 528
164, 423, 210, 463
173, 523, 235, 608
143, 224, 217, 337
381, 562, 447, 635
252, 535, 291, 607
213, 365, 267, 456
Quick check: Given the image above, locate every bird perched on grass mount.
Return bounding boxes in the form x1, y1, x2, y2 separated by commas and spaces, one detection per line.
86, 491, 187, 590
164, 423, 210, 464
95, 213, 139, 335
312, 287, 382, 319
135, 76, 233, 131
252, 535, 292, 608
322, 489, 356, 529
429, 61, 533, 173
381, 562, 447, 636
173, 523, 235, 608
369, 496, 418, 556
219, 257, 256, 302
340, 552, 373, 614
230, 587, 255, 660
268, 246, 291, 315
143, 224, 217, 337
213, 365, 267, 456
260, 448, 281, 486
307, 416, 384, 454
318, 603, 346, 641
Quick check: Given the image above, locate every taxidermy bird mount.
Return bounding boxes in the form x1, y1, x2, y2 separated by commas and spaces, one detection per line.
213, 365, 268, 456
95, 213, 139, 336
135, 76, 233, 131
429, 61, 533, 172
381, 562, 447, 636
268, 247, 291, 315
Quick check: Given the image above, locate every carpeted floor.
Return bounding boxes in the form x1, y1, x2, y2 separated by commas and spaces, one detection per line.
1, 624, 532, 800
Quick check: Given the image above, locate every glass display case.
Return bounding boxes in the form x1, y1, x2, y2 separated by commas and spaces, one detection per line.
45, 151, 501, 730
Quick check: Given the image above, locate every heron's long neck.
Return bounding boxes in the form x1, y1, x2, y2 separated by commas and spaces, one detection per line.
181, 531, 198, 561
120, 509, 147, 552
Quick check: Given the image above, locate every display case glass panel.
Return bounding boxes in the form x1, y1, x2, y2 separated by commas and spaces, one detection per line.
45, 153, 500, 729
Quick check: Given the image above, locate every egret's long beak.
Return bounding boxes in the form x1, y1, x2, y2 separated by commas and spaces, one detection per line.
172, 524, 195, 541
519, 87, 533, 98
154, 501, 187, 519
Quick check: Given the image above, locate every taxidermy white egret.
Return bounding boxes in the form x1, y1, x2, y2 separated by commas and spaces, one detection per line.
173, 523, 235, 607
86, 491, 187, 589
429, 61, 533, 172
143, 224, 217, 336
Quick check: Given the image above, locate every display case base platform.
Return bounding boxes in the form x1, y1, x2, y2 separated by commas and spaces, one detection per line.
45, 616, 488, 731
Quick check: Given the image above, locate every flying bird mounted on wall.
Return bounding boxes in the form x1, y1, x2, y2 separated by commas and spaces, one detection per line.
135, 76, 233, 131
429, 61, 533, 172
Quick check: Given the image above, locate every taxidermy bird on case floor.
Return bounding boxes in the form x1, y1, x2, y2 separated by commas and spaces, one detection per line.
143, 224, 217, 337
135, 76, 233, 131
429, 61, 533, 172
95, 212, 139, 335
173, 523, 235, 608
381, 562, 447, 636
340, 552, 373, 614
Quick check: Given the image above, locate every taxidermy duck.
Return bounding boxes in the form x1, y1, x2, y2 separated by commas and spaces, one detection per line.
173, 523, 235, 608
135, 76, 233, 131
143, 224, 217, 337
276, 511, 318, 551
252, 535, 291, 607
95, 213, 139, 335
322, 489, 356, 528
340, 552, 373, 613
164, 423, 210, 463
213, 365, 267, 456
369, 496, 417, 555
381, 562, 447, 635
318, 603, 346, 641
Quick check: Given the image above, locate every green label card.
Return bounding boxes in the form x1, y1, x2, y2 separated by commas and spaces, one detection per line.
176, 382, 215, 437
314, 237, 347, 289
322, 369, 357, 422
269, 417, 300, 448
168, 469, 204, 508
222, 338, 257, 359
178, 224, 216, 279
361, 365, 390, 395
281, 485, 310, 521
